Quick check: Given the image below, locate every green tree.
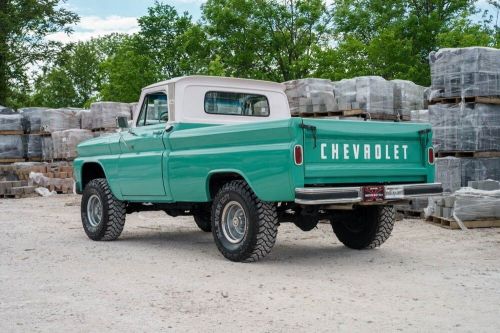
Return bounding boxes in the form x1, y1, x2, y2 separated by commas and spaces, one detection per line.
99, 36, 157, 102
202, 0, 333, 81
137, 1, 195, 78
320, 0, 479, 85
0, 0, 78, 106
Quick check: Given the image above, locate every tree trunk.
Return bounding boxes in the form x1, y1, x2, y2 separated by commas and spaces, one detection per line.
0, 0, 9, 106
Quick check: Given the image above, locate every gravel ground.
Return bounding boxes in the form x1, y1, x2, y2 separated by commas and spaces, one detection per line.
1, 195, 500, 332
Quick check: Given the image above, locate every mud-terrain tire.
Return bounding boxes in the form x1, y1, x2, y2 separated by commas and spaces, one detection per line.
331, 205, 395, 249
211, 180, 278, 262
193, 209, 212, 232
81, 178, 126, 241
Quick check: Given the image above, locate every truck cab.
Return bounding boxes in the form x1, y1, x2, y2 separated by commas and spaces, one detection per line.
74, 76, 441, 262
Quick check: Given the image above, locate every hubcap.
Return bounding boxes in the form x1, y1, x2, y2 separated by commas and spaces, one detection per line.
221, 201, 247, 244
87, 194, 103, 227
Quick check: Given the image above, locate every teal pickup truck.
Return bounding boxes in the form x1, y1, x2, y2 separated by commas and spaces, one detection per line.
74, 76, 441, 262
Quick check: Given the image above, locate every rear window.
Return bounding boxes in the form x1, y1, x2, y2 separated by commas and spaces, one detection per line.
204, 91, 269, 117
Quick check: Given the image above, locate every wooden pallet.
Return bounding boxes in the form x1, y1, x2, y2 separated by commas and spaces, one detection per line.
426, 215, 500, 229
436, 151, 500, 158
0, 158, 25, 164
366, 113, 411, 121
398, 209, 424, 219
295, 109, 366, 118
429, 96, 500, 106
0, 130, 24, 135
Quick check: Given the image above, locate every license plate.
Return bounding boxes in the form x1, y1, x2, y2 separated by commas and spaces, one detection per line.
363, 186, 385, 201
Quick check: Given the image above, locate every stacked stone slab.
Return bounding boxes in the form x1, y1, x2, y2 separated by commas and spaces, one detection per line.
90, 102, 132, 130
0, 162, 74, 197
429, 47, 500, 99
428, 47, 500, 192
333, 76, 395, 116
429, 103, 500, 152
52, 129, 93, 160
283, 79, 336, 115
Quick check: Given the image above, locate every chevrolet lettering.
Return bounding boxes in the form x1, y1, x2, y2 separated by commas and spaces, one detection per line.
320, 143, 409, 160
74, 76, 442, 262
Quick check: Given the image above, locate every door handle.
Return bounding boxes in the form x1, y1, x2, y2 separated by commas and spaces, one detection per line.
153, 130, 164, 135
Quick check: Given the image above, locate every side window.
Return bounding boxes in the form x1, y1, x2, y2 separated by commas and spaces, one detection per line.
204, 91, 270, 117
137, 92, 168, 127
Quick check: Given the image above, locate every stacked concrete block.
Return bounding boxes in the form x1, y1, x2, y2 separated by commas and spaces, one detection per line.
90, 102, 132, 129
392, 80, 426, 118
19, 107, 47, 133
26, 135, 42, 160
40, 109, 80, 133
0, 114, 24, 132
333, 76, 394, 116
80, 109, 93, 130
0, 135, 25, 159
410, 109, 429, 123
283, 79, 336, 115
461, 158, 500, 186
429, 103, 500, 152
52, 129, 93, 160
429, 47, 500, 99
0, 105, 14, 115
435, 157, 462, 193
0, 162, 74, 197
453, 185, 500, 221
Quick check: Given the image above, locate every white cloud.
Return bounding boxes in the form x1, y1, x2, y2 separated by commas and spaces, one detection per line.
46, 15, 139, 43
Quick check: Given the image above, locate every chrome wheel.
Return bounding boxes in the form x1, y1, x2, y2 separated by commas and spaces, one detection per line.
221, 201, 247, 244
86, 194, 103, 227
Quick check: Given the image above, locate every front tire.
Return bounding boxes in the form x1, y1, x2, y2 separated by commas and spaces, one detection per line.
211, 180, 278, 262
331, 205, 395, 249
81, 178, 126, 241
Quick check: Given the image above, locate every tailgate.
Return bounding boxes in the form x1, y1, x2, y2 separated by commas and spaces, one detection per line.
302, 119, 433, 185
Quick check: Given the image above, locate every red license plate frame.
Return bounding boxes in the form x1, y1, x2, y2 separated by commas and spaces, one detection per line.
363, 185, 385, 202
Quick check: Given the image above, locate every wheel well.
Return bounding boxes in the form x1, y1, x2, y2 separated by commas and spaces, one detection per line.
81, 162, 106, 189
208, 172, 245, 199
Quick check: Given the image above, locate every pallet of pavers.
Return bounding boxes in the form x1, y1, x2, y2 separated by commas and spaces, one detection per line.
426, 180, 500, 229
0, 162, 74, 198
0, 180, 36, 198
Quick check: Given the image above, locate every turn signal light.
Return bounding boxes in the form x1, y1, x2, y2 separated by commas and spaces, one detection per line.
428, 147, 435, 165
294, 145, 303, 165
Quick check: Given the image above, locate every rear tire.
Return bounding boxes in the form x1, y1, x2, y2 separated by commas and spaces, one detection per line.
81, 178, 126, 241
211, 180, 278, 262
331, 205, 395, 249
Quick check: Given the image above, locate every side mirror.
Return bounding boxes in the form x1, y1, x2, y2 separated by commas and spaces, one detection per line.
116, 116, 129, 129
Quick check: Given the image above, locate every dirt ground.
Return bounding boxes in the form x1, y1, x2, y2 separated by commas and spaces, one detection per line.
1, 195, 499, 332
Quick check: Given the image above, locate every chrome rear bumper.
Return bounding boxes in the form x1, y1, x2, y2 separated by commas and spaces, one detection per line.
295, 183, 442, 205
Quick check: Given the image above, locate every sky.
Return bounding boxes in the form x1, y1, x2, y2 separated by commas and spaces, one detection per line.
47, 0, 205, 43
47, 0, 496, 44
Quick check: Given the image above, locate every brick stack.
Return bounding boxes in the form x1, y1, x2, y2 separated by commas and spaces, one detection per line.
428, 47, 500, 193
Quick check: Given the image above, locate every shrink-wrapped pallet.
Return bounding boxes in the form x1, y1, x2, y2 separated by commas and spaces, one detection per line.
41, 136, 53, 161
0, 114, 23, 132
429, 47, 500, 99
429, 103, 500, 152
26, 135, 42, 159
52, 129, 93, 160
333, 76, 394, 116
392, 80, 426, 117
461, 158, 500, 186
283, 79, 335, 115
79, 109, 93, 130
0, 135, 25, 159
435, 157, 462, 193
40, 109, 80, 133
410, 109, 429, 123
90, 102, 132, 129
453, 187, 500, 221
0, 105, 15, 115
19, 107, 47, 133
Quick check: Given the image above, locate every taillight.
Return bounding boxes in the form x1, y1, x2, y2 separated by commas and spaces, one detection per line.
428, 147, 435, 165
294, 145, 303, 165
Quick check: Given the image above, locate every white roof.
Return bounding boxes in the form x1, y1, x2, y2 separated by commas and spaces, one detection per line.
143, 75, 285, 92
